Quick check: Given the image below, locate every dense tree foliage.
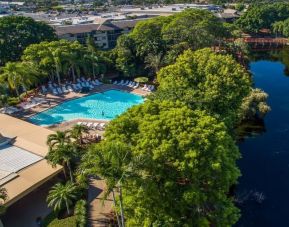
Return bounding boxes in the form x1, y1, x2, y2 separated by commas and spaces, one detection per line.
153, 48, 251, 126
0, 61, 42, 97
0, 16, 56, 66
82, 100, 241, 226
273, 18, 289, 37
114, 9, 231, 76
236, 2, 289, 33
21, 39, 106, 85
239, 88, 271, 120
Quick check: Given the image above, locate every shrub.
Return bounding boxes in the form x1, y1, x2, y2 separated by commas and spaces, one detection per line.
43, 212, 77, 227
7, 97, 20, 106
74, 199, 87, 227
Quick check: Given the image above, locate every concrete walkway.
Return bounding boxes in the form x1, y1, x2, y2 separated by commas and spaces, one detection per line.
88, 177, 114, 227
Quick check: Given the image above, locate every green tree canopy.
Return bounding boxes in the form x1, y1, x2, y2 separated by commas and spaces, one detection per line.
154, 48, 251, 126
0, 16, 56, 66
115, 9, 231, 76
82, 100, 241, 226
236, 2, 289, 33
22, 40, 100, 84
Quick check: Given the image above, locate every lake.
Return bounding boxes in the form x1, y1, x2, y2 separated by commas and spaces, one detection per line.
237, 51, 289, 226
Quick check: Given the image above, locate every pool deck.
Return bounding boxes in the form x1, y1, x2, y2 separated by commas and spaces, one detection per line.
12, 84, 150, 131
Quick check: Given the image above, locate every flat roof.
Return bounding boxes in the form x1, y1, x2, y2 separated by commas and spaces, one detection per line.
4, 159, 62, 207
0, 114, 53, 157
0, 114, 62, 206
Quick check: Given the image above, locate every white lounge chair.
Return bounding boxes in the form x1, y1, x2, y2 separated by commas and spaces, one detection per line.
62, 86, 69, 93
113, 81, 118, 85
41, 85, 48, 94
142, 84, 148, 91
67, 85, 73, 92
48, 83, 54, 91
1, 106, 20, 114
57, 87, 63, 94
98, 123, 106, 130
92, 122, 99, 129
118, 80, 124, 85
145, 85, 152, 91
133, 82, 139, 89
52, 89, 58, 96
95, 79, 102, 85
86, 122, 93, 128
127, 81, 133, 87
124, 80, 130, 86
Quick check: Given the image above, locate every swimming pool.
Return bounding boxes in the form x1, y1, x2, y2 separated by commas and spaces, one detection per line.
29, 90, 144, 126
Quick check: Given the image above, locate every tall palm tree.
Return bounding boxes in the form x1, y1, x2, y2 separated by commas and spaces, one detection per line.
47, 181, 78, 215
83, 53, 100, 79
70, 124, 89, 145
145, 53, 163, 75
47, 130, 71, 149
46, 144, 77, 182
63, 51, 82, 83
80, 141, 133, 227
50, 49, 63, 85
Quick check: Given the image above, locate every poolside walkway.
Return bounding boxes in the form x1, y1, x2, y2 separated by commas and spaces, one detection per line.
88, 177, 114, 227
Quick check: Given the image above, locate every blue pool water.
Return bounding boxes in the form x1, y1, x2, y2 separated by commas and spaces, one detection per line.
29, 90, 144, 126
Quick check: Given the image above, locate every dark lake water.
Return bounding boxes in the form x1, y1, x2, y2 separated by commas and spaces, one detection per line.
237, 52, 289, 226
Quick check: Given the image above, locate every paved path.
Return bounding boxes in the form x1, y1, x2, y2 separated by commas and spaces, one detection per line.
88, 177, 114, 227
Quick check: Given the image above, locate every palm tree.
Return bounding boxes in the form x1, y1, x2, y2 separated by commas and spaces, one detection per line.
70, 124, 89, 145
47, 181, 78, 215
0, 61, 40, 97
50, 49, 63, 85
63, 51, 82, 83
145, 53, 163, 75
80, 141, 132, 227
47, 130, 71, 149
18, 62, 41, 94
46, 144, 77, 182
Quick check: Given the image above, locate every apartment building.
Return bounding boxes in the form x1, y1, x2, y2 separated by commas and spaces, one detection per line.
55, 18, 150, 49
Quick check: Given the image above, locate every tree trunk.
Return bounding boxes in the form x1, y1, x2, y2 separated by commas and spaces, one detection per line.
119, 184, 125, 227
72, 67, 76, 83
56, 70, 61, 85
65, 200, 70, 215
62, 162, 68, 180
92, 64, 95, 79
112, 189, 121, 227
67, 161, 74, 182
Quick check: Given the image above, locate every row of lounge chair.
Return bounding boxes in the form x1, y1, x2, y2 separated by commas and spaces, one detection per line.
77, 121, 106, 130
41, 77, 102, 95
0, 97, 47, 114
113, 80, 139, 89
142, 84, 155, 92
113, 80, 155, 92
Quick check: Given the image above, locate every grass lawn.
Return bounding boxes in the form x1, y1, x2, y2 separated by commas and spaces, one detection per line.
43, 212, 77, 227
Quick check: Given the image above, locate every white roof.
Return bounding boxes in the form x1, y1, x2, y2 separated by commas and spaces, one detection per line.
0, 144, 42, 173
0, 144, 43, 185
